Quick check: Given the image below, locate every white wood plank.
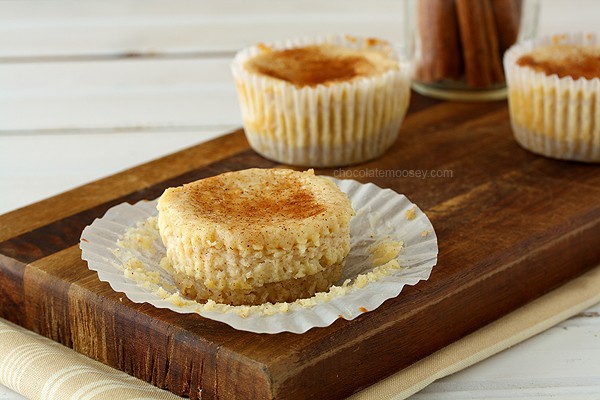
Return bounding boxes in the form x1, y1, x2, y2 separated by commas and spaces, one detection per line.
1, 1, 599, 132
0, 0, 405, 58
414, 302, 600, 399
0, 58, 241, 131
1, 0, 599, 59
0, 129, 226, 214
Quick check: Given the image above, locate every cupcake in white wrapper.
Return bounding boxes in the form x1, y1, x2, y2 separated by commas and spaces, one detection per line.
231, 35, 412, 167
504, 33, 600, 162
80, 177, 438, 334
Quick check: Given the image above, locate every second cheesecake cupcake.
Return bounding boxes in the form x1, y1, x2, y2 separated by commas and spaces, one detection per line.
231, 35, 411, 167
504, 33, 600, 162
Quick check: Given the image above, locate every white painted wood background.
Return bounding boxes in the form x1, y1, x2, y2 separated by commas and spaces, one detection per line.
1, 1, 599, 398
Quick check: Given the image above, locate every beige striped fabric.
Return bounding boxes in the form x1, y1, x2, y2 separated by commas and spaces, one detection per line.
0, 321, 181, 399
1, 264, 600, 400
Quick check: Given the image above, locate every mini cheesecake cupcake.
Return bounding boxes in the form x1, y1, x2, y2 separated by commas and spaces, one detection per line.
504, 33, 600, 162
157, 168, 354, 306
231, 35, 411, 167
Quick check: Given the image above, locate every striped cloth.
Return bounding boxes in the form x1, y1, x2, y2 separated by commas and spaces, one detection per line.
2, 264, 600, 400
0, 320, 181, 400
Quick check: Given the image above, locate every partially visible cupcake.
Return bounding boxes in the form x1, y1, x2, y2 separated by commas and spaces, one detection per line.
504, 33, 600, 162
231, 35, 411, 167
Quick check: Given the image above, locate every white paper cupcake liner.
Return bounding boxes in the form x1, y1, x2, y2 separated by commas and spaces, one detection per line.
80, 178, 438, 334
504, 33, 600, 162
231, 35, 412, 167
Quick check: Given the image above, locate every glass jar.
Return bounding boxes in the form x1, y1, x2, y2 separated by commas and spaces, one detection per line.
405, 0, 539, 101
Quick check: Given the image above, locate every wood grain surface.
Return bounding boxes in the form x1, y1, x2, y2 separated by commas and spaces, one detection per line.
1, 94, 600, 399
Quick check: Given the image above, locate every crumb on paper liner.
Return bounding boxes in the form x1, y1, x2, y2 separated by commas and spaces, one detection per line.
80, 178, 438, 334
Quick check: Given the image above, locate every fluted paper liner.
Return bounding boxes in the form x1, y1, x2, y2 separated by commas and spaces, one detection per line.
504, 33, 600, 162
231, 35, 412, 167
80, 178, 438, 334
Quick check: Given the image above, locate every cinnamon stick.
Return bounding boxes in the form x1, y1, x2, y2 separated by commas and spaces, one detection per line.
491, 0, 522, 54
455, 0, 504, 87
415, 0, 462, 83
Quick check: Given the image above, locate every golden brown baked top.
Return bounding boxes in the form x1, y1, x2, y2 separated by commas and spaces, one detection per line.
185, 170, 325, 225
516, 44, 600, 80
157, 168, 354, 246
244, 43, 399, 87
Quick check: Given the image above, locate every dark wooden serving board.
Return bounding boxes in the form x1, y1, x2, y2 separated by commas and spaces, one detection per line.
2, 93, 600, 399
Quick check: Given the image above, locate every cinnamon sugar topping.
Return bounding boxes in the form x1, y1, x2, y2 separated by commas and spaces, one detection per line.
187, 173, 325, 225
244, 44, 398, 87
517, 44, 600, 80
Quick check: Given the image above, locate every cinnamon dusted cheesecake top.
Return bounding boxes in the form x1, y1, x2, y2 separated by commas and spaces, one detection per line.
516, 44, 600, 80
244, 41, 399, 87
157, 168, 354, 247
